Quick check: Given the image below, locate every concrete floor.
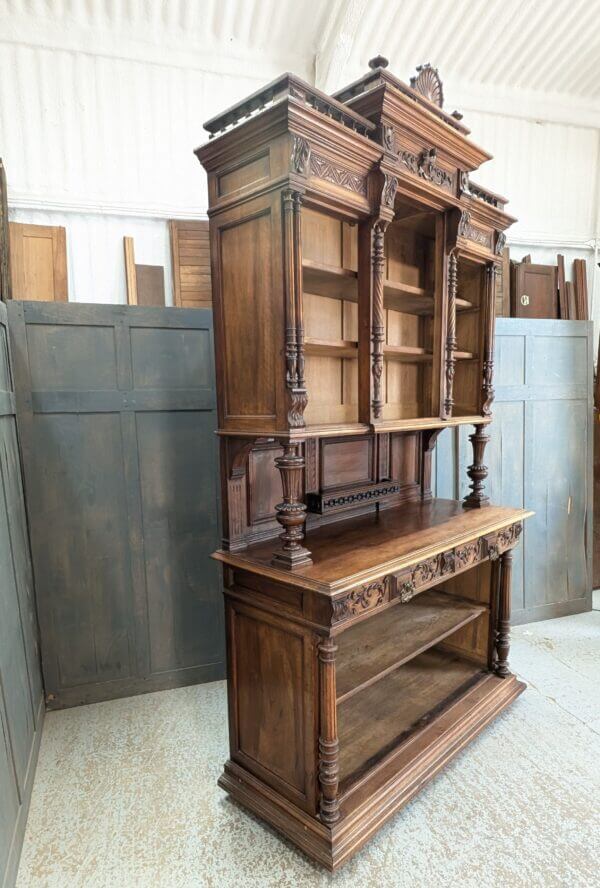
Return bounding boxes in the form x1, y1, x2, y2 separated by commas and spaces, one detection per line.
17, 606, 600, 888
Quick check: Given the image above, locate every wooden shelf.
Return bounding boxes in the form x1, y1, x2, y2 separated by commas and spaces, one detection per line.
303, 260, 357, 301
336, 590, 486, 703
384, 345, 433, 362
338, 648, 483, 787
305, 338, 358, 358
384, 280, 433, 315
455, 350, 477, 360
456, 298, 474, 311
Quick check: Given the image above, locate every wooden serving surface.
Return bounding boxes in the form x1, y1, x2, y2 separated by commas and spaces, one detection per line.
214, 498, 532, 593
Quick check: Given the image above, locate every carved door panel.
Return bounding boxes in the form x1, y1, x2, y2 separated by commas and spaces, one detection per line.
511, 262, 557, 319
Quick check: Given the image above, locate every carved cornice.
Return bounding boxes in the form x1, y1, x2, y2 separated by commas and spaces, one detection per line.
309, 153, 367, 196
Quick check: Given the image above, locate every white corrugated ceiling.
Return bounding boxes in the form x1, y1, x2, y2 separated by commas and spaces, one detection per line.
4, 0, 600, 112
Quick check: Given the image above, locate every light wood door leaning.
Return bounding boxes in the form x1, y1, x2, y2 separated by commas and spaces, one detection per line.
169, 220, 211, 308
9, 223, 68, 301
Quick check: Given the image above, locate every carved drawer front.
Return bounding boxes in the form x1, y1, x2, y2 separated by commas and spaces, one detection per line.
330, 523, 523, 625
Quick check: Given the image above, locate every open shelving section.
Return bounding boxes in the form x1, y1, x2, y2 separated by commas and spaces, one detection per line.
335, 589, 486, 703
337, 647, 483, 787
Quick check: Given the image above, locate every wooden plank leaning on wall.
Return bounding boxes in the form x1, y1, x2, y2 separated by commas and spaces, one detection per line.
169, 220, 211, 308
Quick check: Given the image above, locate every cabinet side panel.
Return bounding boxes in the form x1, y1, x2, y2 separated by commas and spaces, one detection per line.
231, 605, 312, 803
219, 210, 278, 422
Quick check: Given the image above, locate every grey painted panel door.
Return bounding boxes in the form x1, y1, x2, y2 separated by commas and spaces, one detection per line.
435, 319, 592, 624
8, 302, 223, 709
0, 301, 43, 888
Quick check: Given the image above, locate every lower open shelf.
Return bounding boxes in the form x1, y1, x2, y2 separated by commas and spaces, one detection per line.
338, 647, 484, 788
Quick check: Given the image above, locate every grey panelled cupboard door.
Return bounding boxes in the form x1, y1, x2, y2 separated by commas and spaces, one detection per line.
435, 318, 592, 624
0, 300, 44, 888
8, 301, 224, 709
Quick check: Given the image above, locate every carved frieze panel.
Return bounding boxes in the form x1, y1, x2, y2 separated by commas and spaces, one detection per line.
309, 153, 367, 196
398, 146, 454, 193
487, 522, 523, 561
457, 211, 492, 249
332, 576, 391, 622
331, 523, 524, 624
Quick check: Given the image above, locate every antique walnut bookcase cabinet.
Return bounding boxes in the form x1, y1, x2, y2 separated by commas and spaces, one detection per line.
197, 58, 532, 870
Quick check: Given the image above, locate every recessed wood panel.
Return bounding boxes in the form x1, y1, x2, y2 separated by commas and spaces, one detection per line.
234, 610, 306, 793
26, 323, 117, 391
221, 212, 277, 419
390, 432, 420, 485
218, 152, 270, 197
248, 445, 282, 524
131, 328, 212, 390
321, 438, 372, 490
137, 411, 223, 674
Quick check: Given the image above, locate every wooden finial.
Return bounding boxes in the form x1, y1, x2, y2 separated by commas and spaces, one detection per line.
368, 55, 389, 70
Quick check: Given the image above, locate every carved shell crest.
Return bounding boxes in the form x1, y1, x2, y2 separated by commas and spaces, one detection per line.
410, 64, 444, 108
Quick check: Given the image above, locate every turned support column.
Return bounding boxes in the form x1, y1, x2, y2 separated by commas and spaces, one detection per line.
318, 637, 340, 825
495, 548, 513, 677
463, 423, 490, 508
371, 219, 388, 420
443, 250, 458, 418
271, 442, 312, 570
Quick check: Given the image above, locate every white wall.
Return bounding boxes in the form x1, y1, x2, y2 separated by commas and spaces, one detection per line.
1, 4, 599, 320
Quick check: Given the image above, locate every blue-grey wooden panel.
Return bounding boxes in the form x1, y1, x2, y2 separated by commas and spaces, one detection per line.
435, 319, 593, 624
8, 302, 223, 710
0, 301, 43, 888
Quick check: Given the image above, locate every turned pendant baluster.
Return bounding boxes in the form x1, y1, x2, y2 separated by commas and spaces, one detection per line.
463, 423, 490, 508
496, 548, 513, 677
371, 220, 387, 420
444, 251, 458, 418
272, 442, 312, 570
318, 637, 340, 825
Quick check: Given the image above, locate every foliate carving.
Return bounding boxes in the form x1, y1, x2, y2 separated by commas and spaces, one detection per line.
304, 438, 318, 493
458, 210, 491, 248
488, 523, 523, 560
309, 153, 367, 196
371, 220, 388, 419
382, 174, 398, 208
383, 124, 395, 153
495, 231, 507, 256
396, 581, 417, 604
441, 550, 455, 575
290, 134, 310, 175
398, 148, 453, 192
444, 252, 458, 417
455, 539, 483, 569
332, 577, 390, 622
410, 63, 444, 108
411, 556, 441, 587
458, 170, 469, 195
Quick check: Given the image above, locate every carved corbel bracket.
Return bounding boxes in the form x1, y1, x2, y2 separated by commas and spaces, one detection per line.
290, 134, 311, 176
